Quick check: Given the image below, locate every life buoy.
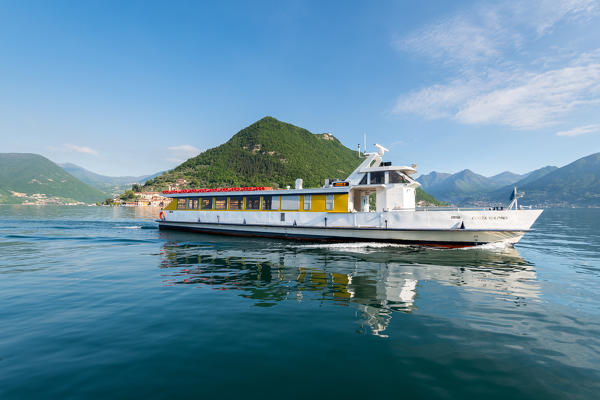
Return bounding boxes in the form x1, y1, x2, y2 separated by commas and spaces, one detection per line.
159, 211, 166, 221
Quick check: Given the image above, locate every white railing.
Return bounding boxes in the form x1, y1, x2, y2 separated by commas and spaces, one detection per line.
415, 206, 507, 212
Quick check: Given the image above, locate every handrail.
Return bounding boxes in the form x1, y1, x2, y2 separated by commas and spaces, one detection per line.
415, 206, 508, 212
163, 187, 273, 194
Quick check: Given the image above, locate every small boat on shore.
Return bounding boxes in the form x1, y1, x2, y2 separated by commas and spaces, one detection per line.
157, 145, 542, 248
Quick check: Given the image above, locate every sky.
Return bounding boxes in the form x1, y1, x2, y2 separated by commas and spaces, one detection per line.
1, 0, 599, 177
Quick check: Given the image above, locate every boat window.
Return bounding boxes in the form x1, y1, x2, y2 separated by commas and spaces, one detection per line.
262, 196, 272, 210
190, 198, 200, 210
228, 196, 243, 210
359, 174, 368, 185
389, 171, 409, 184
215, 197, 227, 210
326, 194, 334, 210
176, 198, 187, 210
201, 197, 213, 210
281, 195, 299, 210
245, 196, 260, 210
371, 171, 385, 184
304, 195, 311, 210
263, 195, 280, 210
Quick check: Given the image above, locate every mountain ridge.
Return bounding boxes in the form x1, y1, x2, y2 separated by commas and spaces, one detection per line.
469, 166, 560, 205
0, 153, 106, 204
516, 153, 600, 206
417, 169, 509, 204
60, 163, 162, 196
418, 154, 599, 207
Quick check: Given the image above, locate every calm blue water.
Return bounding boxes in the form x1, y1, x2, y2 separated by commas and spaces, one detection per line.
1, 206, 599, 399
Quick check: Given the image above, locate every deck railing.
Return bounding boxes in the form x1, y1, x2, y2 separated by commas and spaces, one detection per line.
415, 206, 507, 212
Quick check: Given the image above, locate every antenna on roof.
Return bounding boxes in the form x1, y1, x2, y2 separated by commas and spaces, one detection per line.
363, 133, 367, 153
357, 144, 361, 158
508, 187, 525, 210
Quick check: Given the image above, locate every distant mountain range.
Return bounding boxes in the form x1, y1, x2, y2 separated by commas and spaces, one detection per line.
142, 116, 445, 205
0, 117, 445, 206
0, 153, 105, 204
513, 153, 600, 207
4, 118, 597, 207
59, 163, 162, 196
418, 152, 600, 207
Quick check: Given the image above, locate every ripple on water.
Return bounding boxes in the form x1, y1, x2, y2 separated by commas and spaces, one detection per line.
0, 206, 599, 399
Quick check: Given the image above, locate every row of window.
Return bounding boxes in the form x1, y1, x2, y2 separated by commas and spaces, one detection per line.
176, 194, 335, 211
358, 171, 410, 185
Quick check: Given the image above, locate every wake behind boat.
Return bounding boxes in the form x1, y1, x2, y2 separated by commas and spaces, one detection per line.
157, 145, 542, 247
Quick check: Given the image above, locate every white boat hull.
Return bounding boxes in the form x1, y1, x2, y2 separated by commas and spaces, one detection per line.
157, 209, 542, 248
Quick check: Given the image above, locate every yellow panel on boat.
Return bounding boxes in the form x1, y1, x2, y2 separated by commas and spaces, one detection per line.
310, 194, 326, 212
333, 193, 348, 213
164, 199, 177, 211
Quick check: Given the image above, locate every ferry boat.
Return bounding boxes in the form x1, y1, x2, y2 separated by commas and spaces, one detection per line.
157, 145, 542, 248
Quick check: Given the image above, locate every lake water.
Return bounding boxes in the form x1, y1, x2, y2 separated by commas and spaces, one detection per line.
1, 206, 599, 399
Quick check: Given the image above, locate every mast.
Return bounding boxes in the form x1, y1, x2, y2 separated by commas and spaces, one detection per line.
345, 143, 388, 185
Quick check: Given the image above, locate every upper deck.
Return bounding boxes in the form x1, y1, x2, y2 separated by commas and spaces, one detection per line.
161, 143, 429, 213
162, 186, 350, 198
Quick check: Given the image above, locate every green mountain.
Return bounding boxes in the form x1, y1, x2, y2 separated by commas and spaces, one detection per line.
60, 163, 162, 196
474, 166, 559, 205
418, 169, 505, 204
417, 171, 452, 188
418, 152, 600, 207
489, 171, 524, 187
516, 153, 600, 207
0, 153, 105, 204
143, 116, 444, 205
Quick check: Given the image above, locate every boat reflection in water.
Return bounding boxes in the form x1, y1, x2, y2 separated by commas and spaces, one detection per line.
159, 232, 539, 337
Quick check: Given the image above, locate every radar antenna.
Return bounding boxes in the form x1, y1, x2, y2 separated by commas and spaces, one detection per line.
374, 143, 389, 156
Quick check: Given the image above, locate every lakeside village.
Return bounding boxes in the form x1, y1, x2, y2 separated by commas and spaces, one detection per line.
10, 191, 88, 206
9, 190, 169, 207
107, 191, 168, 207
10, 180, 183, 207
103, 180, 191, 207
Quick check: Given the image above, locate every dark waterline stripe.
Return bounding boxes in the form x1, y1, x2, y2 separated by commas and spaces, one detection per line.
158, 223, 484, 248
157, 220, 529, 233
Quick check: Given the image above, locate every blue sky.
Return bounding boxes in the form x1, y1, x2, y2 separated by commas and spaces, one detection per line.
1, 0, 599, 177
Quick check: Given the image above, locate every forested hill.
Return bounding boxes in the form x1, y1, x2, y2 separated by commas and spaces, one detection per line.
0, 153, 105, 204
142, 116, 444, 205
145, 117, 359, 189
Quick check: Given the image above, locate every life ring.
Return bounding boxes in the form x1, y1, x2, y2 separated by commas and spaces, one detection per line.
159, 211, 166, 221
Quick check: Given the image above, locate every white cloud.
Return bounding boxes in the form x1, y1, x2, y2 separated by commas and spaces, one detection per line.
394, 77, 487, 119
461, 63, 600, 128
62, 144, 99, 155
557, 124, 600, 136
166, 145, 202, 163
393, 0, 600, 130
395, 60, 600, 129
397, 15, 503, 65
396, 0, 597, 65
530, 0, 598, 35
